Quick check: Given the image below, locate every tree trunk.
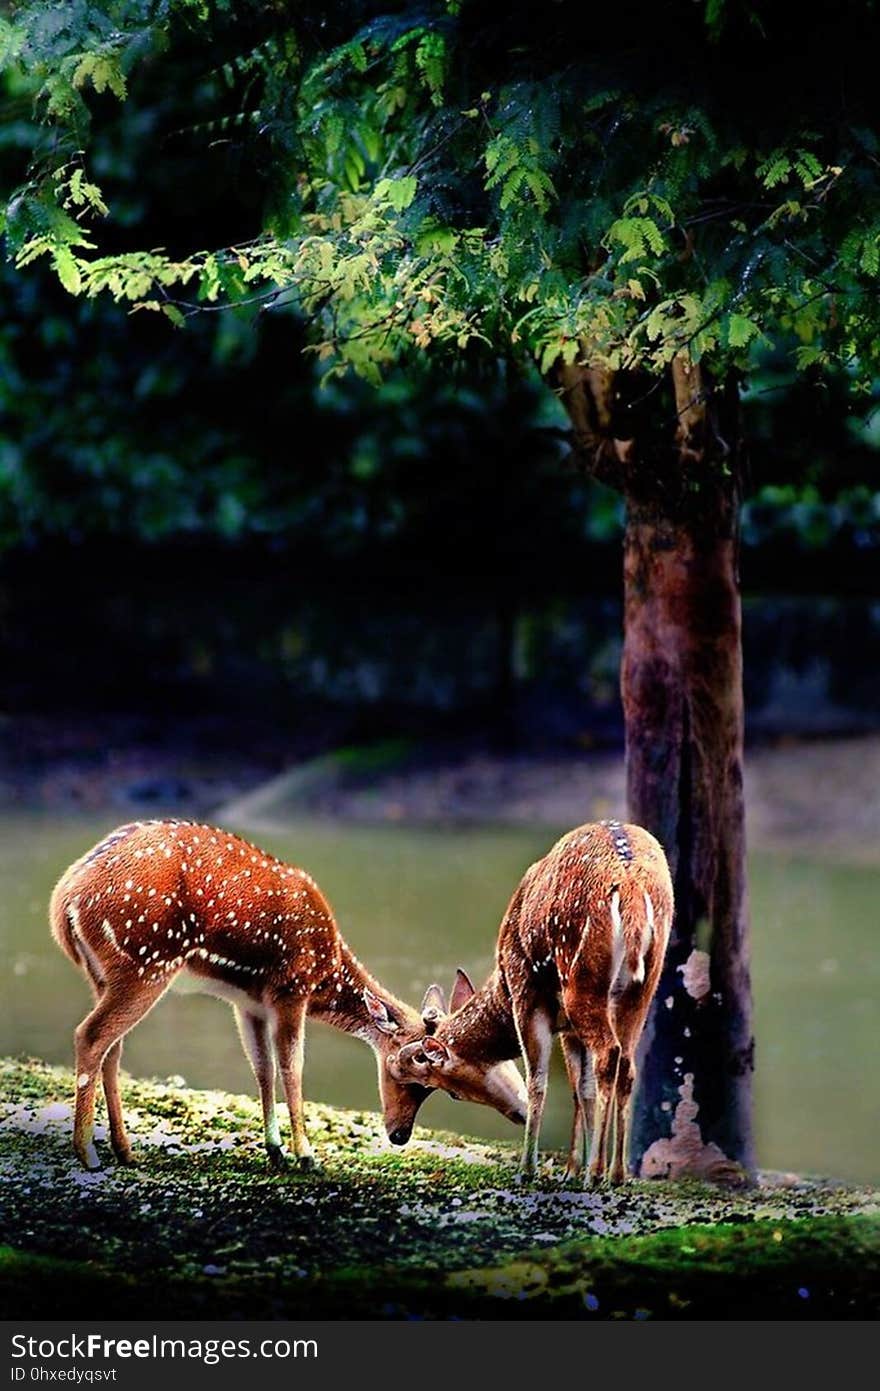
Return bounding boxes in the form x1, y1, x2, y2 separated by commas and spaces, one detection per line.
623, 508, 754, 1180
557, 356, 755, 1180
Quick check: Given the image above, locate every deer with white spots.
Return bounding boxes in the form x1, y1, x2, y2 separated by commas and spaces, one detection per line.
50, 820, 524, 1172
392, 820, 673, 1185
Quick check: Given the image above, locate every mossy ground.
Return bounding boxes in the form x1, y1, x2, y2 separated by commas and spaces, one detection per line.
1, 1058, 877, 1320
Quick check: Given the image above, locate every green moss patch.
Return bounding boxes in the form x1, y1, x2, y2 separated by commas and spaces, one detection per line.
2, 1058, 877, 1319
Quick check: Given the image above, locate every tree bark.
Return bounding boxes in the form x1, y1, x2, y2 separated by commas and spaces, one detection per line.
557, 356, 755, 1179
623, 509, 754, 1179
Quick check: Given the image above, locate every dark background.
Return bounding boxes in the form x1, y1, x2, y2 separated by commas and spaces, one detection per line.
2, 34, 879, 758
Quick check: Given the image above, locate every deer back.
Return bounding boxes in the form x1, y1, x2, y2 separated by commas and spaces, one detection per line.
499, 820, 673, 1000
50, 819, 342, 996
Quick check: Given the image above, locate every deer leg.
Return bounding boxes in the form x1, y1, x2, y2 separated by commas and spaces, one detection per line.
608, 988, 651, 1184
560, 1034, 595, 1178
512, 1004, 554, 1180
272, 993, 315, 1171
560, 1034, 585, 1176
235, 1007, 285, 1171
608, 1052, 636, 1185
73, 977, 167, 1170
563, 986, 619, 1186
102, 1039, 133, 1164
586, 1039, 620, 1184
81, 974, 134, 1165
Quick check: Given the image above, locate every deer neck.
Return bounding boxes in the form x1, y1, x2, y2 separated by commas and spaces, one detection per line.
447, 971, 519, 1064
308, 940, 418, 1050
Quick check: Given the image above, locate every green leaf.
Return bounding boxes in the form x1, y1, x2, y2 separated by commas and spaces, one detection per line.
52, 246, 81, 295
728, 313, 758, 348
859, 235, 880, 278
71, 53, 127, 101
386, 175, 417, 211
415, 32, 446, 104
794, 150, 823, 186
757, 151, 792, 188
539, 340, 560, 374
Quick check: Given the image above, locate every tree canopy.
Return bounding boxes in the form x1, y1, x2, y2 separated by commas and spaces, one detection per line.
3, 0, 880, 408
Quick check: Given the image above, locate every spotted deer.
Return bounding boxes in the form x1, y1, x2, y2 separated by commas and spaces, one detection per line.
392, 821, 673, 1184
50, 820, 524, 1171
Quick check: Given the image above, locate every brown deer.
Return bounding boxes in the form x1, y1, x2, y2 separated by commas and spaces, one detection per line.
50, 819, 526, 1171
392, 820, 673, 1184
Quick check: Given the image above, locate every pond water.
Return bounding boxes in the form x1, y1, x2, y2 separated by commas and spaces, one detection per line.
1, 814, 877, 1183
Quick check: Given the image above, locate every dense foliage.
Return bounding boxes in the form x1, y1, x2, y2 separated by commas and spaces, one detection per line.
4, 2, 880, 387
0, 0, 877, 554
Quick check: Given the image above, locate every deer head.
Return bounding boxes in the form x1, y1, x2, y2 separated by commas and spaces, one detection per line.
389, 971, 528, 1126
361, 988, 435, 1146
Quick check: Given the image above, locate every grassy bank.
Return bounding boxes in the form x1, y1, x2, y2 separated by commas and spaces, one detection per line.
1, 1059, 877, 1320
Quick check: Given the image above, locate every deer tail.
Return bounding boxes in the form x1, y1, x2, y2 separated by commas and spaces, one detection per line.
49, 875, 82, 967
610, 884, 655, 988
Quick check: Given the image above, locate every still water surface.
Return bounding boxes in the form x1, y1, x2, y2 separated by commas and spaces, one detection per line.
1, 814, 876, 1182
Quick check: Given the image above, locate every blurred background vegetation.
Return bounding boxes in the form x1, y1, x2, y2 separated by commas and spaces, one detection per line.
1, 19, 878, 743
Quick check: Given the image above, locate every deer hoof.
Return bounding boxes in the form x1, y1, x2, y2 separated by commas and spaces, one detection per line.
293, 1153, 319, 1173
75, 1142, 101, 1172
112, 1146, 135, 1166
562, 1162, 583, 1183
266, 1145, 288, 1172
607, 1166, 627, 1186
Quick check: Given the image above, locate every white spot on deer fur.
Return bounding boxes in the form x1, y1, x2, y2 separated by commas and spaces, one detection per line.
610, 890, 622, 937
643, 890, 655, 938
77, 1073, 89, 1088
607, 890, 628, 985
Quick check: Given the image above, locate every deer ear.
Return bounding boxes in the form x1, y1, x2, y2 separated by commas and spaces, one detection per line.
421, 983, 447, 1033
363, 988, 398, 1035
422, 1036, 450, 1066
449, 968, 476, 1013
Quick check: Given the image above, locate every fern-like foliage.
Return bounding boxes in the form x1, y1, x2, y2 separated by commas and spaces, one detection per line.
3, 0, 880, 396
